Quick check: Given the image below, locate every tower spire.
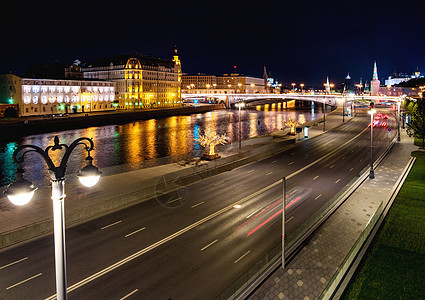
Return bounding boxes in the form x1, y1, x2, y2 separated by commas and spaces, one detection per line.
373, 61, 378, 80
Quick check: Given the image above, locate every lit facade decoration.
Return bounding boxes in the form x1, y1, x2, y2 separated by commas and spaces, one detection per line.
0, 74, 115, 117
82, 52, 181, 109
182, 74, 265, 95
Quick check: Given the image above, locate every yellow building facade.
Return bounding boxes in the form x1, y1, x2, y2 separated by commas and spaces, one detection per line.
82, 53, 181, 110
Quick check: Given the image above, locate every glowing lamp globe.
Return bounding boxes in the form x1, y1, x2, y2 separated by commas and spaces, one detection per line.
78, 156, 101, 187
5, 170, 38, 206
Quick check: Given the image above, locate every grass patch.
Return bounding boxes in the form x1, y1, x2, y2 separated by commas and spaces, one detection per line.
343, 151, 425, 299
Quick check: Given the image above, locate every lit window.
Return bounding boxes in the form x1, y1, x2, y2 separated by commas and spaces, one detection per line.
24, 96, 31, 104
99, 95, 103, 102
57, 96, 63, 102
33, 96, 38, 104
41, 96, 47, 104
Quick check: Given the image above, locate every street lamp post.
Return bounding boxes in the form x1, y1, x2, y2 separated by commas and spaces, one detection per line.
4, 136, 101, 300
323, 101, 326, 132
236, 102, 245, 152
368, 109, 376, 179
397, 100, 401, 142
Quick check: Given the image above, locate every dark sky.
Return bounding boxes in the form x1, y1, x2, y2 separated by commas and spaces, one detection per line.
1, 0, 424, 87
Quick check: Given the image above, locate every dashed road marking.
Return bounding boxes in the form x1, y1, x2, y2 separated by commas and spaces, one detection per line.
234, 251, 251, 264
335, 179, 341, 184
315, 194, 322, 200
0, 257, 28, 270
120, 289, 139, 300
191, 201, 205, 208
6, 273, 42, 290
266, 172, 273, 176
201, 239, 218, 251
125, 227, 146, 238
101, 221, 122, 230
313, 176, 319, 180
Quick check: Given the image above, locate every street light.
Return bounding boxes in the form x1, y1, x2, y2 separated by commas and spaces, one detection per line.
291, 83, 296, 92
4, 136, 101, 300
368, 109, 376, 179
236, 102, 245, 152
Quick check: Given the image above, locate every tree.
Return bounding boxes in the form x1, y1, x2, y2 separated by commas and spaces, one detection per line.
196, 129, 229, 158
285, 118, 300, 135
407, 99, 425, 148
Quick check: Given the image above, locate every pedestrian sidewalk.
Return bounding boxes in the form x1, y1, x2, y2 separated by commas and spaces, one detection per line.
249, 128, 417, 299
0, 108, 345, 250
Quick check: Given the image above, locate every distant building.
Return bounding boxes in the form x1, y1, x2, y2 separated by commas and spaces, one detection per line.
343, 73, 353, 93
384, 69, 423, 86
371, 61, 380, 96
379, 86, 421, 97
0, 74, 115, 117
82, 51, 181, 109
182, 73, 265, 95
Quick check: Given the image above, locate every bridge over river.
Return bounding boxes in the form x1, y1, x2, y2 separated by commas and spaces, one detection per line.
182, 92, 405, 108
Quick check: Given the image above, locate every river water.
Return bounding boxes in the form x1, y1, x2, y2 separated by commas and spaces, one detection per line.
0, 102, 325, 188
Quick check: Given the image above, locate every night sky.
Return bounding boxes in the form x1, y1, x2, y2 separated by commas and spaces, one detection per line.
1, 0, 424, 87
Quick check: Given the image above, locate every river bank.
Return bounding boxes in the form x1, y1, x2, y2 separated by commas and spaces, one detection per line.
0, 104, 225, 140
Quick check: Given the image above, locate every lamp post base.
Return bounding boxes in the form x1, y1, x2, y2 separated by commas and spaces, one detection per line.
369, 169, 375, 179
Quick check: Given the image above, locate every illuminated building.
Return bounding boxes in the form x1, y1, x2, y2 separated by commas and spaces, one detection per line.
82, 51, 181, 109
371, 61, 380, 96
182, 73, 265, 94
0, 74, 115, 117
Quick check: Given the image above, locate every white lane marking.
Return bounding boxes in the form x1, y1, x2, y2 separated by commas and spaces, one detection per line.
335, 179, 341, 184
125, 227, 146, 238
266, 172, 273, 176
119, 289, 139, 300
213, 181, 224, 186
285, 216, 294, 223
191, 201, 205, 208
313, 176, 319, 180
342, 157, 346, 160
288, 161, 294, 165
237, 184, 245, 188
101, 221, 122, 230
0, 257, 28, 270
247, 170, 255, 174
246, 208, 261, 218
330, 165, 334, 169
6, 273, 42, 290
234, 251, 251, 264
271, 160, 277, 164
167, 197, 181, 204
315, 194, 322, 200
201, 239, 218, 251
349, 168, 353, 171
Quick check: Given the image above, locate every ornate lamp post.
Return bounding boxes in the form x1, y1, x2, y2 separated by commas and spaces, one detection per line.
4, 136, 101, 300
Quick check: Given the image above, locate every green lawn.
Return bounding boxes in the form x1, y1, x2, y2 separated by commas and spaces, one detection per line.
343, 151, 425, 299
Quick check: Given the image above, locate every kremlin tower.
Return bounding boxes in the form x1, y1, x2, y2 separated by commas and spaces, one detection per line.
371, 61, 380, 96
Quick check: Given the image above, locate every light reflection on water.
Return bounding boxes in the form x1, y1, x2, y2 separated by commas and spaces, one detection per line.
0, 105, 322, 188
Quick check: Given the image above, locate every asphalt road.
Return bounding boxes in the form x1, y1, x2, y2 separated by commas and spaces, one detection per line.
0, 108, 397, 300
